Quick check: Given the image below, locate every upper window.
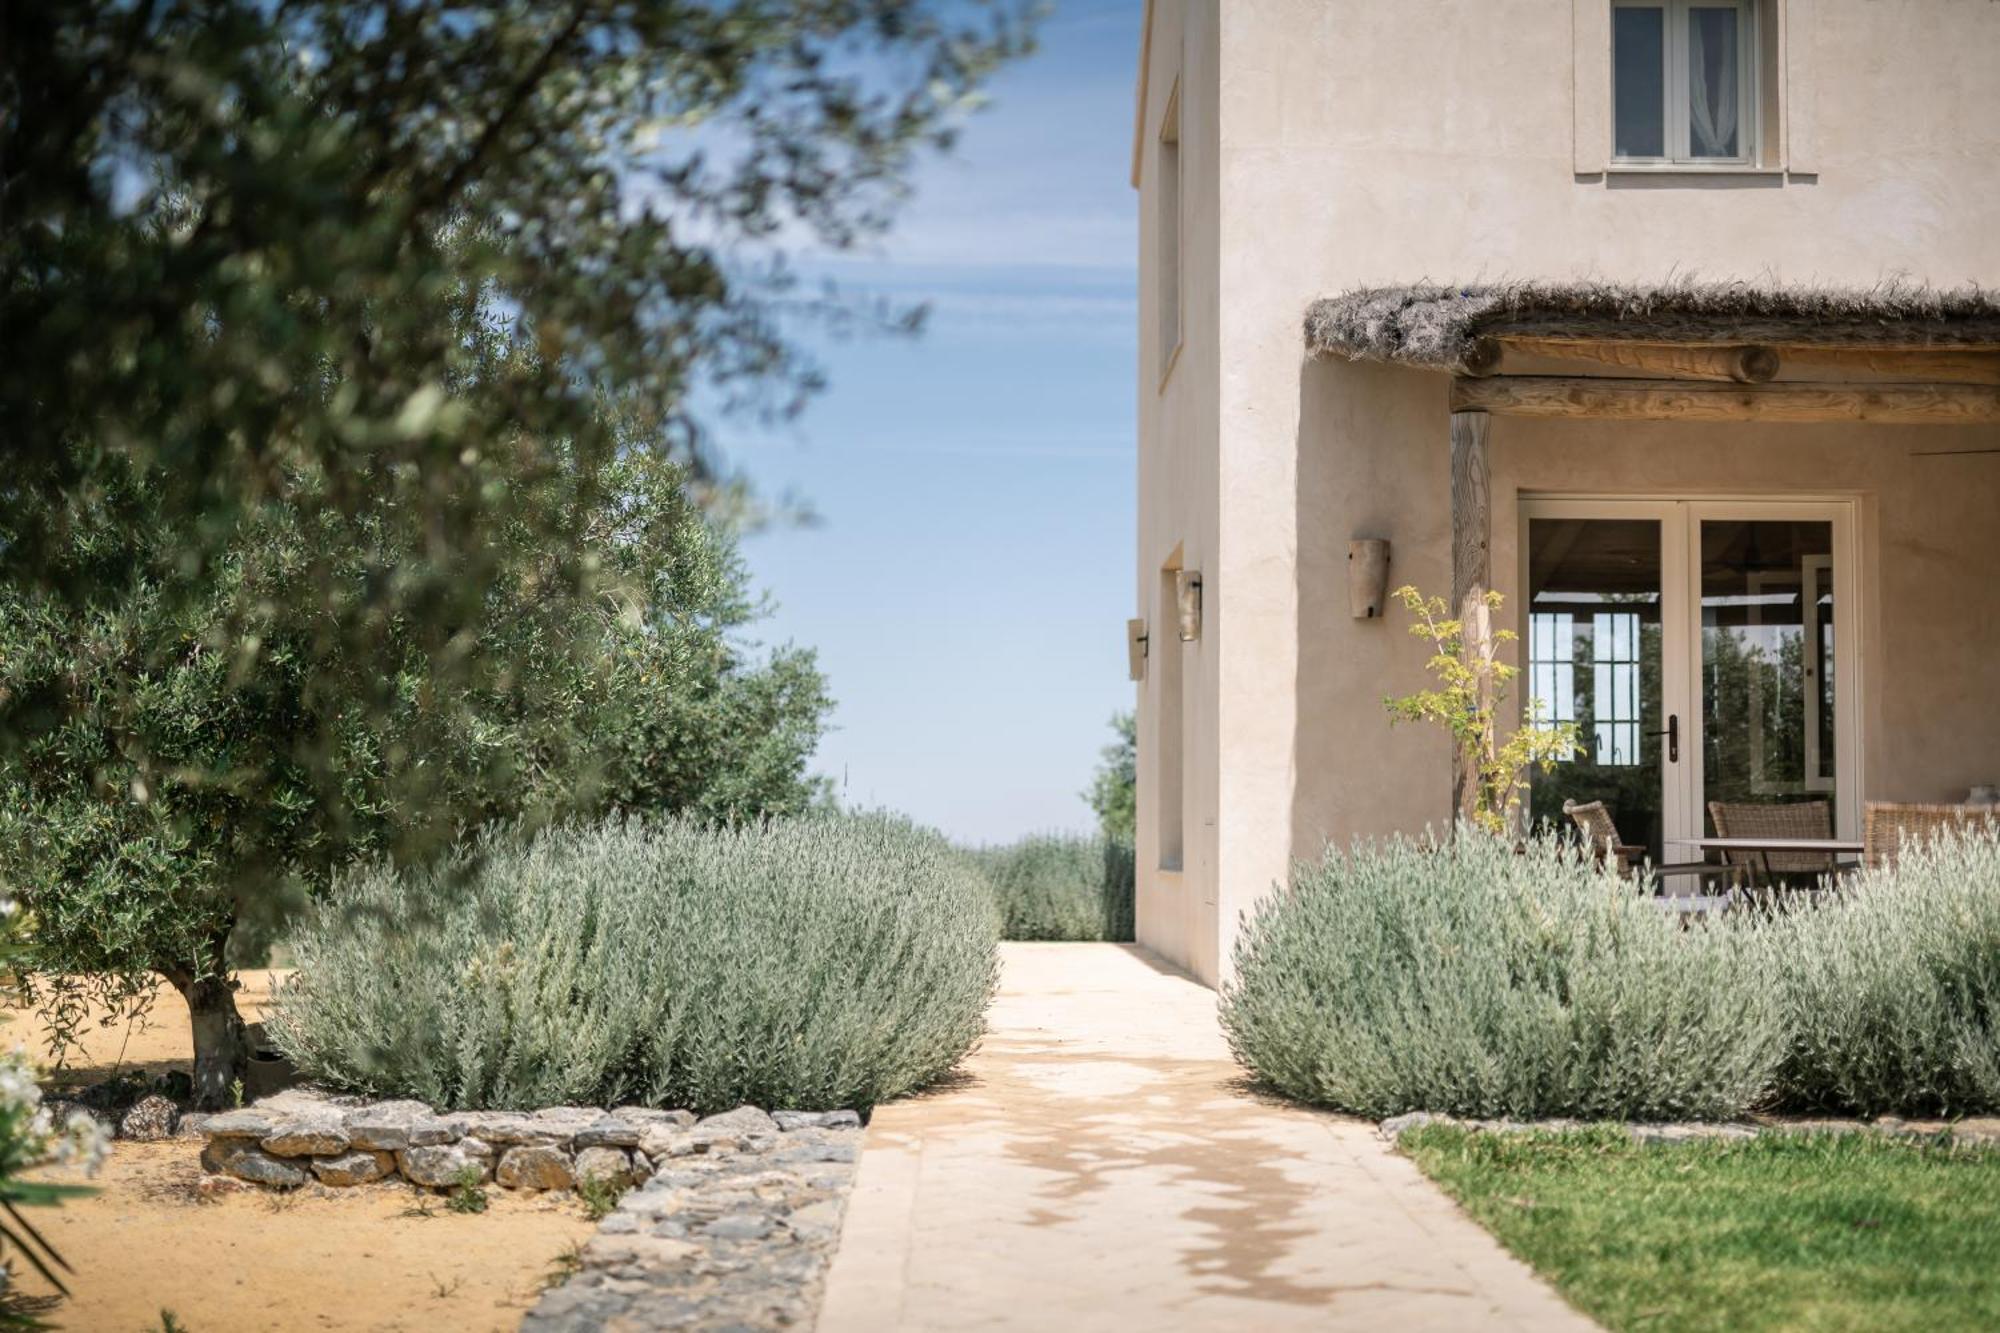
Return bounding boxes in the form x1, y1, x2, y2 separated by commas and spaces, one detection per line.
1613, 0, 1756, 165
1156, 82, 1182, 381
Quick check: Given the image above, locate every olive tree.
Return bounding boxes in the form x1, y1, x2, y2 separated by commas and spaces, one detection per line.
0, 4, 1025, 892
0, 434, 830, 1106
0, 1, 1026, 1103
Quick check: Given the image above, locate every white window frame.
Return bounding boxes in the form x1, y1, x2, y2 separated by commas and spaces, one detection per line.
1611, 0, 1759, 167
1517, 495, 1862, 863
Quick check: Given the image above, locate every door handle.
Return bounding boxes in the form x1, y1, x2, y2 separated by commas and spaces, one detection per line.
1649, 714, 1679, 764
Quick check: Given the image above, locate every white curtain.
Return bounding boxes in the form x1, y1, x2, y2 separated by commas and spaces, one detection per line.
1688, 8, 1739, 157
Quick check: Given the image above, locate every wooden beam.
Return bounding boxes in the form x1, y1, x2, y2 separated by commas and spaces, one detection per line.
1491, 337, 1778, 383
1777, 346, 2000, 385
1449, 376, 2000, 423
1449, 409, 1490, 826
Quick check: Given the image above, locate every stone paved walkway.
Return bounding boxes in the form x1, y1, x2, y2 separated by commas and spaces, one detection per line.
817, 943, 1597, 1332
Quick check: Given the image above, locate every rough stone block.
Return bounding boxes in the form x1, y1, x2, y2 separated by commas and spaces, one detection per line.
450, 1112, 550, 1144
702, 1211, 773, 1241
406, 1115, 461, 1147
118, 1094, 181, 1141
1377, 1111, 1449, 1140
637, 1125, 695, 1161
785, 1199, 844, 1242
344, 1100, 434, 1150
312, 1150, 396, 1186
773, 1109, 861, 1132
573, 1117, 644, 1149
532, 1106, 603, 1134
773, 1138, 858, 1165
206, 1139, 309, 1187
200, 1107, 278, 1138
397, 1140, 494, 1188
496, 1144, 575, 1191
613, 1107, 696, 1130
262, 1112, 349, 1157
580, 1234, 698, 1267
573, 1146, 635, 1188
257, 1088, 350, 1115
692, 1105, 779, 1145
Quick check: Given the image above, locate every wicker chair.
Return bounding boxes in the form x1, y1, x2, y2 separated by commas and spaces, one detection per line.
1707, 799, 1836, 882
1562, 800, 1733, 890
1863, 801, 2000, 870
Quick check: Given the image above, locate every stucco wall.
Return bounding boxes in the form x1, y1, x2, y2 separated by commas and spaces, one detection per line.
1133, 0, 2000, 984
1134, 0, 1224, 982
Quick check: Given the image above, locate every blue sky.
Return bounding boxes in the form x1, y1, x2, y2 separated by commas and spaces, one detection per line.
720, 1, 1140, 845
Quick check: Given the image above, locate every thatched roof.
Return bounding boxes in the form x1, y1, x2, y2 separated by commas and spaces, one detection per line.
1304, 281, 2000, 372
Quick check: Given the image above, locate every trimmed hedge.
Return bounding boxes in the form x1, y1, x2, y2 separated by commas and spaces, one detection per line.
267, 813, 1000, 1113
973, 833, 1134, 941
1220, 832, 1785, 1120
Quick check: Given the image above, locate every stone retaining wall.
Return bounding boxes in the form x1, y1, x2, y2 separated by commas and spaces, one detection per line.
524, 1105, 863, 1330
1379, 1111, 2000, 1148
193, 1088, 862, 1193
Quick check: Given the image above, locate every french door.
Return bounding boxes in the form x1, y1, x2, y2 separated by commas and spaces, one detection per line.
1521, 498, 1859, 863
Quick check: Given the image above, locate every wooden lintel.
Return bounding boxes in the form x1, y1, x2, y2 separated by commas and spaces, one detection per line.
1449, 376, 2000, 423
1490, 336, 1778, 383
1776, 345, 2000, 385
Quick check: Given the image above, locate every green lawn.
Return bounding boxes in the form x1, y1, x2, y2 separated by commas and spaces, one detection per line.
1401, 1125, 2000, 1333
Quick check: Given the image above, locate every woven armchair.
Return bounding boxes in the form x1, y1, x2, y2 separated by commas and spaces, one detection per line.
1562, 800, 1733, 890
1863, 801, 2000, 870
1707, 799, 1836, 877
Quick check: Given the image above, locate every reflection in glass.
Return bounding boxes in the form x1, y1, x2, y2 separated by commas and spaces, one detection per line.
1614, 7, 1667, 158
1527, 519, 1665, 863
1700, 520, 1836, 827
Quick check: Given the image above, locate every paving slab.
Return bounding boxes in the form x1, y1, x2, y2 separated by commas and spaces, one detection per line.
817, 943, 1596, 1332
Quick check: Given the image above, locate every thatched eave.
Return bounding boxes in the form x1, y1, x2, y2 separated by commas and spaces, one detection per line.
1304, 281, 2000, 373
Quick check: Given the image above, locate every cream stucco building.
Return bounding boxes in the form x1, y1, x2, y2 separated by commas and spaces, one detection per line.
1130, 0, 2000, 986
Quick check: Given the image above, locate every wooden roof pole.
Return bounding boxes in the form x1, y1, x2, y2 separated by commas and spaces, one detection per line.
1449, 377, 2000, 422
1450, 408, 1491, 828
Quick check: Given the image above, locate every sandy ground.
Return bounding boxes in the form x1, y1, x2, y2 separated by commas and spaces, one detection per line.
3, 973, 597, 1332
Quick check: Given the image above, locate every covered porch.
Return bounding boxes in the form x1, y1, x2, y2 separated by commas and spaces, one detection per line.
1305, 282, 2000, 877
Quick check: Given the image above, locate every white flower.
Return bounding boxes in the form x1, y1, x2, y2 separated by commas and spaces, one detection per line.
53, 1111, 110, 1175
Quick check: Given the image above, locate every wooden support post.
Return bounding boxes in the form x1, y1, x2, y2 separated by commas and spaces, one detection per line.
1450, 409, 1491, 827
1449, 376, 2000, 423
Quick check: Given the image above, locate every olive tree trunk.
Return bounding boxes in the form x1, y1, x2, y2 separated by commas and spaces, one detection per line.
163, 965, 251, 1111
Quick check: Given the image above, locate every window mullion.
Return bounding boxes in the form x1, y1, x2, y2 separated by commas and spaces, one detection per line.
1668, 0, 1688, 161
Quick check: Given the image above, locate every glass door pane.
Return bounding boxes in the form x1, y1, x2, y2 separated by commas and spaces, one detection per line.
1697, 518, 1838, 867
1526, 518, 1668, 863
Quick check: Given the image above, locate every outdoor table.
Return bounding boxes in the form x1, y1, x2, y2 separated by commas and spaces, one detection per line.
1684, 837, 1865, 885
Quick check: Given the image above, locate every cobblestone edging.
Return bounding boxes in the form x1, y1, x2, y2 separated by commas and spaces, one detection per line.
523, 1105, 863, 1331
191, 1088, 862, 1198
1379, 1110, 2000, 1148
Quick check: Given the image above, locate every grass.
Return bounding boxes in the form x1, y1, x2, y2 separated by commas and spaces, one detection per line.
446, 1167, 488, 1215
1402, 1125, 2000, 1332
576, 1174, 626, 1221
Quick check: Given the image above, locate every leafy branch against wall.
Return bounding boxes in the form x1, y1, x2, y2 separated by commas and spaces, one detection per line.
1383, 586, 1580, 835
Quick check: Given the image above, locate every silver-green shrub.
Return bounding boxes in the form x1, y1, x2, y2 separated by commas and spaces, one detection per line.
266, 813, 1000, 1112
1757, 830, 2000, 1116
972, 834, 1135, 941
1219, 832, 1784, 1119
